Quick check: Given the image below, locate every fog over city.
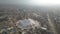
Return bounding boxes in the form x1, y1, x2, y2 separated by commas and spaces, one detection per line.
0, 0, 60, 6
0, 0, 60, 34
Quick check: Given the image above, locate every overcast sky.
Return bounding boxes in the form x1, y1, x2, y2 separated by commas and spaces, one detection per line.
0, 0, 29, 4
0, 0, 60, 6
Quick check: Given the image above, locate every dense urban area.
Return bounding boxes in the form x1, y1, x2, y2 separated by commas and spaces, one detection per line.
0, 6, 60, 34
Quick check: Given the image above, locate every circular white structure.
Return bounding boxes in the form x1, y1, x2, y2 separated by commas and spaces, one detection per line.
16, 18, 40, 29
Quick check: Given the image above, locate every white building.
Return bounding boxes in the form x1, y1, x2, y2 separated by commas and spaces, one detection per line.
16, 18, 40, 30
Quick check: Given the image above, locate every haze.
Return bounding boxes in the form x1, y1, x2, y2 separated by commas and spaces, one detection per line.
0, 0, 60, 6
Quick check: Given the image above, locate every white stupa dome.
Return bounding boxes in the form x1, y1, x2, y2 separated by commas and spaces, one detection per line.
16, 18, 40, 29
